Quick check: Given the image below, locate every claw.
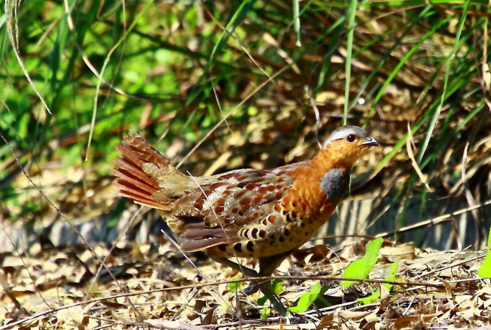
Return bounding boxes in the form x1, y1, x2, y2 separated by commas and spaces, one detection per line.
244, 280, 259, 295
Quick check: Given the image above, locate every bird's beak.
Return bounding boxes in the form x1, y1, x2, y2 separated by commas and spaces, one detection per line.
361, 136, 379, 147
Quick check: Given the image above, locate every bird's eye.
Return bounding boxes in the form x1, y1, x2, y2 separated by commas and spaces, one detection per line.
347, 134, 356, 143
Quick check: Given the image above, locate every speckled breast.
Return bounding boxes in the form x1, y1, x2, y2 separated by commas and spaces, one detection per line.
208, 167, 349, 259
209, 203, 336, 259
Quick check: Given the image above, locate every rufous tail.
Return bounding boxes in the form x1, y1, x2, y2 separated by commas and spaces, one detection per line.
114, 132, 174, 211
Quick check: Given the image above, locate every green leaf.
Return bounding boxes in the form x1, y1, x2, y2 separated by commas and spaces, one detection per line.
288, 282, 321, 313
227, 274, 243, 292
260, 306, 271, 319
341, 238, 384, 289
358, 287, 381, 305
257, 295, 268, 306
478, 227, 491, 278
382, 260, 400, 292
270, 279, 284, 295
313, 285, 332, 308
357, 260, 399, 305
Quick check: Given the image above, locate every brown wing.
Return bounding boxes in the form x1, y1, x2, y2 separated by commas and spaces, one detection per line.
175, 166, 298, 252
114, 132, 299, 252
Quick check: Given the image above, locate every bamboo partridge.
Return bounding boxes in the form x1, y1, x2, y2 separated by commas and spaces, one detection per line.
114, 125, 379, 315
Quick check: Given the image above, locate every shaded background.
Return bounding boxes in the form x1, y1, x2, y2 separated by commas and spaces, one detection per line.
1, 0, 491, 253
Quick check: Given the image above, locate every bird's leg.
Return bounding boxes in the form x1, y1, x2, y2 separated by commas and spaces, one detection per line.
246, 251, 292, 293
256, 280, 288, 316
208, 253, 259, 277
208, 251, 292, 316
248, 251, 293, 316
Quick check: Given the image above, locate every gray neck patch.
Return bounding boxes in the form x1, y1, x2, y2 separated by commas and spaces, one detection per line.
322, 125, 370, 149
320, 168, 350, 205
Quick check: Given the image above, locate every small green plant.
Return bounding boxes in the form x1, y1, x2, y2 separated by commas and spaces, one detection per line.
270, 279, 284, 296
341, 238, 384, 290
288, 282, 321, 313
260, 306, 271, 319
258, 279, 284, 318
357, 260, 399, 304
288, 282, 325, 313
478, 226, 491, 279
227, 274, 243, 292
284, 238, 386, 314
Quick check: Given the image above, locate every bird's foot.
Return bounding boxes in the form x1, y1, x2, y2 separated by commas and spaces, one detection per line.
243, 280, 260, 295
244, 280, 287, 315
257, 281, 287, 316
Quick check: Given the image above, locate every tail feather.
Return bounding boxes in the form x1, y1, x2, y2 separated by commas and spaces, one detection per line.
120, 131, 171, 169
114, 159, 159, 192
114, 132, 174, 211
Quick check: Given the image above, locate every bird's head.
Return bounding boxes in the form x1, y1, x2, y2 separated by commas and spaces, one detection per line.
318, 125, 379, 168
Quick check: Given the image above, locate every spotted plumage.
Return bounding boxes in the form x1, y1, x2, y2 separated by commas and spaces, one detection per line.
114, 125, 379, 315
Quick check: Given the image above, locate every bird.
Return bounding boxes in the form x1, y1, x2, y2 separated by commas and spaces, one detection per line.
113, 125, 379, 315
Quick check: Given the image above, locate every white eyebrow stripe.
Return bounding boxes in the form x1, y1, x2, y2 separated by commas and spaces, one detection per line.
323, 128, 359, 148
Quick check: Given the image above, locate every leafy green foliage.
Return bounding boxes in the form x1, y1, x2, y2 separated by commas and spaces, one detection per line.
357, 260, 399, 305
226, 274, 243, 292
260, 306, 271, 319
270, 279, 284, 295
478, 227, 491, 279
257, 295, 268, 306
288, 282, 322, 314
341, 238, 384, 290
